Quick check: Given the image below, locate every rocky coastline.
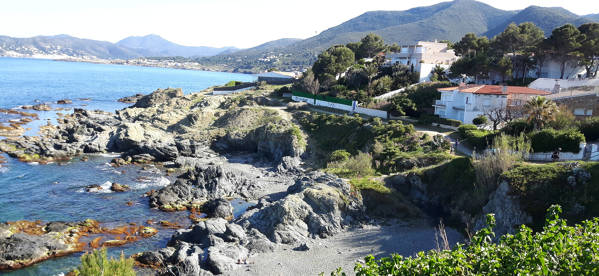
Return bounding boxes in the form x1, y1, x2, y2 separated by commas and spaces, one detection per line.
0, 87, 473, 274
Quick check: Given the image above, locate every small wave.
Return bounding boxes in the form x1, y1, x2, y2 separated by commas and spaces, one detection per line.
0, 167, 8, 173
27, 162, 39, 166
95, 153, 120, 158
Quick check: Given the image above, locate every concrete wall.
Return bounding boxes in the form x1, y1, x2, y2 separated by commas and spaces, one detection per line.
291, 95, 388, 118
553, 93, 599, 119
528, 143, 585, 162
213, 86, 255, 95
528, 78, 599, 91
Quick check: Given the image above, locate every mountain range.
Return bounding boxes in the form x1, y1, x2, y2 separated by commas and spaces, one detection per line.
1, 0, 598, 72
199, 0, 598, 72
0, 34, 237, 59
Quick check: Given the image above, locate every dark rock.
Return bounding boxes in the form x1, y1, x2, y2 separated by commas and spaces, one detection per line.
149, 165, 260, 211
293, 243, 310, 251
133, 88, 183, 108
202, 199, 233, 219
56, 99, 72, 105
117, 94, 144, 104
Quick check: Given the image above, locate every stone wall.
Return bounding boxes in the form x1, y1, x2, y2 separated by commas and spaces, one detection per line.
553, 94, 599, 119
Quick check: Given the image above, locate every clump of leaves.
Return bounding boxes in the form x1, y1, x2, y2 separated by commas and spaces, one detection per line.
71, 248, 135, 276
332, 205, 599, 275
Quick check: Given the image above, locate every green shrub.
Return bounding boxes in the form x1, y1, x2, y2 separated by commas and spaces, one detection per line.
347, 205, 599, 276
464, 129, 495, 150
419, 114, 461, 127
72, 248, 135, 276
472, 134, 530, 188
326, 151, 375, 178
329, 149, 351, 163
350, 177, 390, 194
579, 117, 599, 142
502, 119, 533, 136
457, 124, 478, 137
224, 80, 243, 87
528, 128, 585, 153
472, 115, 487, 125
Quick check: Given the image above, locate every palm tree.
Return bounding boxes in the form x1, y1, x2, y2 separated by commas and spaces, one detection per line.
524, 96, 557, 129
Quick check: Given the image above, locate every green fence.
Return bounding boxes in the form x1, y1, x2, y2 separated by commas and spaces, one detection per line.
292, 91, 353, 106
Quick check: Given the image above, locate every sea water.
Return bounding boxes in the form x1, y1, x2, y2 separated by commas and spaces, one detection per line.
0, 57, 256, 275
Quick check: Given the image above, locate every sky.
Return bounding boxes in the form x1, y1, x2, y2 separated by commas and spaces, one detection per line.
1, 0, 599, 49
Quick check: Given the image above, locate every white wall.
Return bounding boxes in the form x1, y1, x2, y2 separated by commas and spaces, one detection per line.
354, 107, 388, 118
291, 95, 388, 118
528, 143, 586, 162
529, 78, 599, 92
314, 99, 354, 112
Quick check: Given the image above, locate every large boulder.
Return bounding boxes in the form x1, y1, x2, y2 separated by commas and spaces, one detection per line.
238, 172, 364, 244
473, 181, 532, 237
149, 165, 260, 211
133, 88, 184, 108
202, 199, 234, 219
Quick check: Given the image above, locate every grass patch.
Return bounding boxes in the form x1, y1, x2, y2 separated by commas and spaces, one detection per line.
350, 177, 390, 194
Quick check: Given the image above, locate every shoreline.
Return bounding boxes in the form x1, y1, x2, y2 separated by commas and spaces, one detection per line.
0, 55, 255, 75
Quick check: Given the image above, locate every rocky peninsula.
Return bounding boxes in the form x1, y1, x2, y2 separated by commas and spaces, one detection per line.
0, 87, 467, 274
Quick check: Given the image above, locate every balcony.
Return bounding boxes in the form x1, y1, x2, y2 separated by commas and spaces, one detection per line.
434, 100, 445, 106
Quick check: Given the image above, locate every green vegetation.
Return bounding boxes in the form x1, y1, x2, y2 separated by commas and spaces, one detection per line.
325, 152, 375, 178
345, 205, 599, 275
451, 22, 599, 81
71, 248, 135, 276
529, 128, 585, 153
502, 161, 599, 228
472, 115, 487, 126
297, 112, 450, 175
224, 80, 244, 87
389, 82, 454, 117
579, 117, 599, 141
350, 177, 390, 194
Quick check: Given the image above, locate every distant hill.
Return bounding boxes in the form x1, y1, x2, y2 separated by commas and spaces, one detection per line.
0, 34, 141, 59
199, 0, 599, 72
585, 14, 599, 21
484, 6, 594, 37
116, 34, 238, 57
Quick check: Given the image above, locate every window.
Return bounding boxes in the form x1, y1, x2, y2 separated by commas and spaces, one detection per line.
574, 108, 585, 115
466, 97, 469, 104
587, 109, 593, 116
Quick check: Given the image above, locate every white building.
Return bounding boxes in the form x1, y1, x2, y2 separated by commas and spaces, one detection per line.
385, 41, 458, 82
433, 85, 550, 124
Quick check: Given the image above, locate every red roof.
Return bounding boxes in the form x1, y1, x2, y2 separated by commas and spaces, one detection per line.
438, 85, 550, 95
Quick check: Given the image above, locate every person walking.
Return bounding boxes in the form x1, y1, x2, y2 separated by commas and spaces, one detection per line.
551, 148, 561, 162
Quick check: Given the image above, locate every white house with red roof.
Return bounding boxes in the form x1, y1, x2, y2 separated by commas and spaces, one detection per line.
433, 85, 551, 124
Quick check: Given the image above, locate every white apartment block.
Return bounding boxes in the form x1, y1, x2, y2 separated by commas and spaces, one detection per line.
385, 41, 458, 82
433, 85, 550, 124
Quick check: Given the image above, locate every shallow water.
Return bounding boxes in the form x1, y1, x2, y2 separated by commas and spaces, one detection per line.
0, 58, 256, 275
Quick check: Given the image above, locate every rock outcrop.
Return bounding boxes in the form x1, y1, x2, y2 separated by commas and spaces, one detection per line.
149, 165, 261, 211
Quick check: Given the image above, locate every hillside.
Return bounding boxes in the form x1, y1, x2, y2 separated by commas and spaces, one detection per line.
585, 14, 599, 21
200, 0, 599, 72
0, 35, 141, 59
116, 34, 238, 57
484, 6, 594, 37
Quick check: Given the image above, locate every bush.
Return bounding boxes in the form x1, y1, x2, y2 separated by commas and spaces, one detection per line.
326, 151, 375, 178
329, 149, 350, 162
224, 80, 243, 87
579, 117, 599, 141
419, 114, 462, 127
72, 248, 135, 276
529, 128, 585, 153
346, 205, 599, 276
472, 115, 487, 126
462, 129, 495, 150
501, 119, 533, 136
457, 124, 478, 137
472, 134, 530, 188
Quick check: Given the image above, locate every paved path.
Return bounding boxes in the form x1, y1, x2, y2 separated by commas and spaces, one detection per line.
412, 125, 474, 157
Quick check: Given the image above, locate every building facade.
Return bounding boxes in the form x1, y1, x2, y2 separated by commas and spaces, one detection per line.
385, 41, 458, 82
434, 85, 550, 124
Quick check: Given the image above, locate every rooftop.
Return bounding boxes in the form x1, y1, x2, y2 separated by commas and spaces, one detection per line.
439, 85, 551, 96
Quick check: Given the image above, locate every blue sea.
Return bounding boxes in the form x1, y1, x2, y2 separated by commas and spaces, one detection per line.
0, 57, 256, 275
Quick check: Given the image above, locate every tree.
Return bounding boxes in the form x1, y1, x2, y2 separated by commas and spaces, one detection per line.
312, 45, 355, 87
344, 65, 368, 90
472, 115, 488, 126
300, 70, 320, 98
492, 56, 513, 83
524, 96, 558, 129
391, 96, 416, 116
578, 23, 599, 78
430, 65, 448, 82
364, 63, 379, 96
546, 24, 583, 79
390, 63, 419, 89
370, 75, 393, 96
484, 105, 524, 130
72, 248, 135, 276
453, 33, 489, 57
356, 34, 385, 59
